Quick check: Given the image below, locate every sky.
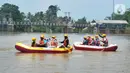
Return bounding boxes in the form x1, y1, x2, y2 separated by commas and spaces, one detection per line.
0, 0, 130, 21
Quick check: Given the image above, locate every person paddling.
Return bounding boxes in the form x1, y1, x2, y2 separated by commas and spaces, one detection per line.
60, 34, 69, 48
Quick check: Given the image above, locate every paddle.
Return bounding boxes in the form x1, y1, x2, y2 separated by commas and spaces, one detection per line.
59, 43, 72, 53
67, 45, 72, 53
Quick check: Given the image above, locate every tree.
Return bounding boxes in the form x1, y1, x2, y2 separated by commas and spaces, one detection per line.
26, 12, 34, 21
45, 5, 60, 23
112, 13, 124, 20
123, 10, 130, 23
75, 17, 87, 24
104, 16, 112, 20
20, 12, 26, 21
91, 19, 96, 23
34, 11, 45, 22
0, 3, 23, 21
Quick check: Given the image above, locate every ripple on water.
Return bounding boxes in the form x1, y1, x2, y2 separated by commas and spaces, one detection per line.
0, 33, 130, 73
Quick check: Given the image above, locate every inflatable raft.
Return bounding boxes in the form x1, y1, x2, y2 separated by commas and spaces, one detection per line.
73, 42, 118, 51
15, 43, 73, 53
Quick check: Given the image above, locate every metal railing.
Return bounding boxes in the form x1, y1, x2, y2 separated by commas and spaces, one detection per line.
0, 21, 89, 33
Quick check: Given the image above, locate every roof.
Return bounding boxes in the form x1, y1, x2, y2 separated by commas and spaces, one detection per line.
96, 20, 128, 24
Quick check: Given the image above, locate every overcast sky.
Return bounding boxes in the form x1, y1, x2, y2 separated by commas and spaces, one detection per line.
0, 0, 129, 20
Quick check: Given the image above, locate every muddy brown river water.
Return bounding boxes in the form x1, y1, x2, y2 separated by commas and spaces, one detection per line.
0, 32, 130, 73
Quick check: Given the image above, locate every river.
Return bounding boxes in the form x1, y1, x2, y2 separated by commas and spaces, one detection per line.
0, 32, 130, 73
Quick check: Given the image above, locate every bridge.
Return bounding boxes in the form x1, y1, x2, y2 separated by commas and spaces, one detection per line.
0, 21, 89, 33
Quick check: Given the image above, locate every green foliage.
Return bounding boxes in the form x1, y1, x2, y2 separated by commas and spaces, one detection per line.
75, 17, 87, 24
105, 9, 130, 27
82, 25, 95, 33
0, 3, 24, 21
32, 25, 46, 32
91, 19, 96, 23
45, 5, 60, 23
0, 3, 91, 33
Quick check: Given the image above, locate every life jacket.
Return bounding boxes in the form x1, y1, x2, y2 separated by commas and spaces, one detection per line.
102, 37, 108, 44
83, 39, 87, 45
63, 39, 67, 47
51, 39, 58, 47
39, 40, 44, 45
95, 38, 100, 46
88, 38, 92, 45
91, 40, 95, 45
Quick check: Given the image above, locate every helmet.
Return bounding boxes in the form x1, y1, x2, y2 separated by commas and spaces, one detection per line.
64, 34, 68, 37
84, 36, 86, 38
32, 37, 36, 41
88, 35, 90, 37
40, 34, 44, 38
95, 35, 98, 37
91, 36, 94, 39
88, 35, 91, 38
95, 35, 98, 38
102, 34, 106, 37
52, 36, 56, 38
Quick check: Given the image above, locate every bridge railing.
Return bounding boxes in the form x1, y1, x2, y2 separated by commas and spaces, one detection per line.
0, 21, 89, 33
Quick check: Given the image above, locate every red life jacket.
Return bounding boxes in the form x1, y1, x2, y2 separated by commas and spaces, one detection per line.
88, 38, 92, 45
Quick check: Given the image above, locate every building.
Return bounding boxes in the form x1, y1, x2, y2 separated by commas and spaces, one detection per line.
95, 20, 128, 34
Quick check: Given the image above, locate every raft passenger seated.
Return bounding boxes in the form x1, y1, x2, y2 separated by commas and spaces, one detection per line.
60, 34, 69, 48
37, 34, 47, 47
31, 37, 37, 47
83, 36, 88, 45
91, 37, 95, 46
50, 36, 58, 47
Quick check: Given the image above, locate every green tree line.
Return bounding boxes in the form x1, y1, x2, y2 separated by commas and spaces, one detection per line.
105, 9, 130, 27
0, 3, 92, 24
0, 3, 92, 33
0, 3, 73, 23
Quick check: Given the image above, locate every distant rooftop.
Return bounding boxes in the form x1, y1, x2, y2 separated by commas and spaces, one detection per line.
96, 20, 128, 24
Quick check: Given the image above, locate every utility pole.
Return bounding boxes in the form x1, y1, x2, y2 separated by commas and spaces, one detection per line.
64, 12, 70, 33
112, 0, 115, 20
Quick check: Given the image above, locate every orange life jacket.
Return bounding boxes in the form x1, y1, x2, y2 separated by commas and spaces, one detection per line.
39, 40, 44, 45
63, 39, 67, 47
51, 39, 58, 47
